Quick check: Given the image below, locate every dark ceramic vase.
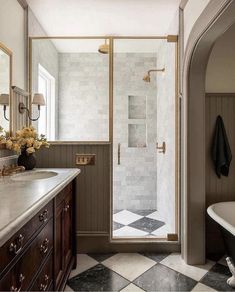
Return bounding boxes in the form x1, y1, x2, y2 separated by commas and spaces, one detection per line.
18, 150, 36, 170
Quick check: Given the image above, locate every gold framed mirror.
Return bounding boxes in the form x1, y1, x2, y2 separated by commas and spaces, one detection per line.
0, 42, 12, 135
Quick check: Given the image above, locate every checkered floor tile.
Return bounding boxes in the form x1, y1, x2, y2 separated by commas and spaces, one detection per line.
112, 209, 168, 237
66, 253, 233, 291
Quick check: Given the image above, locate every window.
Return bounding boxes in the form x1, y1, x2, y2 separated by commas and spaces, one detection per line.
38, 64, 55, 140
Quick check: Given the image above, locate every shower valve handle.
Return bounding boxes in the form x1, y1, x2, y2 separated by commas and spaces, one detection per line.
156, 142, 166, 154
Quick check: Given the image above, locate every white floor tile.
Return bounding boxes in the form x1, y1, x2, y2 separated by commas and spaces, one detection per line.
192, 283, 217, 291
146, 210, 163, 221
113, 210, 142, 225
69, 254, 98, 279
120, 283, 145, 292
102, 253, 156, 281
161, 253, 215, 281
64, 285, 74, 291
151, 224, 172, 237
113, 226, 148, 237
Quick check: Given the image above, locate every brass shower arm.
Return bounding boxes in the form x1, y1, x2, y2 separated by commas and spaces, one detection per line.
147, 68, 165, 75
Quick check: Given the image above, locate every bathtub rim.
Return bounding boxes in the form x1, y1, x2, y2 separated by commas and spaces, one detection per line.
207, 202, 235, 237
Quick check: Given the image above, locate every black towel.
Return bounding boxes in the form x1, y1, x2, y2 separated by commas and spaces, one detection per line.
211, 115, 232, 178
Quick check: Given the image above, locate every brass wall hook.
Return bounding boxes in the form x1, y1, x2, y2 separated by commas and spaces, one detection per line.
156, 141, 166, 154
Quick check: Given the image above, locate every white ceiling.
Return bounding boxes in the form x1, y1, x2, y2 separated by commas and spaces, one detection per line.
27, 0, 180, 37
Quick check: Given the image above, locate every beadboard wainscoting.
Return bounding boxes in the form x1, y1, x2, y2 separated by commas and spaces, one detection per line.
206, 93, 235, 256
36, 143, 180, 253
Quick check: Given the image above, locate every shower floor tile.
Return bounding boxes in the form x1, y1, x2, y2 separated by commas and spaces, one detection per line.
113, 210, 142, 225
113, 209, 167, 237
129, 217, 165, 233
113, 226, 149, 237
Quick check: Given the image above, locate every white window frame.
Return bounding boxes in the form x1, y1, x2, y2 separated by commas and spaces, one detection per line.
38, 64, 56, 140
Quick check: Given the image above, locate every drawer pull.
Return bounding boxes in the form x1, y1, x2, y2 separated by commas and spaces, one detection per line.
9, 234, 24, 255
40, 238, 49, 254
39, 209, 48, 222
10, 273, 25, 292
39, 274, 49, 291
64, 204, 70, 212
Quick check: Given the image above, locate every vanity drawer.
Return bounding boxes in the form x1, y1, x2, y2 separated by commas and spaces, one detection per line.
56, 182, 72, 207
0, 219, 53, 291
0, 200, 53, 275
30, 253, 53, 291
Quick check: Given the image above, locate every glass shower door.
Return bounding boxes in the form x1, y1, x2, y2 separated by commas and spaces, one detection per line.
112, 38, 178, 240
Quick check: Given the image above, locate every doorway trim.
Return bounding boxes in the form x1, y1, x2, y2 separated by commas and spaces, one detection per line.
182, 0, 235, 264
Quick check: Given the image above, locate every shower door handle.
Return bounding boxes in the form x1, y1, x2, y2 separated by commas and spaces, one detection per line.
118, 143, 121, 165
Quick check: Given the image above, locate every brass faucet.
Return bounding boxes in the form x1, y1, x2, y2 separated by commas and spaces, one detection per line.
0, 164, 25, 176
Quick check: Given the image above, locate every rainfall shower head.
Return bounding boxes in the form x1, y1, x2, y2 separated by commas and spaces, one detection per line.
98, 39, 109, 54
143, 68, 165, 82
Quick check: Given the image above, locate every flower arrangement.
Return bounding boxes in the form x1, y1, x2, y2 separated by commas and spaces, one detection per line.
0, 126, 50, 155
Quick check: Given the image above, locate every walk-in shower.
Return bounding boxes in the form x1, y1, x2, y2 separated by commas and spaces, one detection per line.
112, 38, 178, 240
29, 36, 178, 241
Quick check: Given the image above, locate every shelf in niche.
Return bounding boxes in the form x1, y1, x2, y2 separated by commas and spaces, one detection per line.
128, 95, 146, 119
128, 124, 147, 148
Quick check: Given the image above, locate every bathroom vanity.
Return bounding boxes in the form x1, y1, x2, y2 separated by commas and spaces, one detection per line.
0, 168, 80, 291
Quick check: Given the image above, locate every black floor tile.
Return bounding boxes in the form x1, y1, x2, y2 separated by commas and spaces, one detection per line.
201, 263, 234, 291
129, 217, 165, 233
207, 252, 225, 262
134, 263, 197, 291
113, 221, 125, 231
139, 252, 170, 262
68, 264, 129, 291
128, 209, 157, 216
87, 253, 117, 262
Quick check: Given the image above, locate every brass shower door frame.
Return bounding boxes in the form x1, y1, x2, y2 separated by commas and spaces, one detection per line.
110, 36, 179, 243
28, 36, 179, 243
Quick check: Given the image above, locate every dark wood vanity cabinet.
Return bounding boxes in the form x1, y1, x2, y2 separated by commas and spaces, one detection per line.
0, 181, 76, 291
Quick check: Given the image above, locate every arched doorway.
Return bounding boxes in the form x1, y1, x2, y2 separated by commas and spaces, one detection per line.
182, 0, 235, 264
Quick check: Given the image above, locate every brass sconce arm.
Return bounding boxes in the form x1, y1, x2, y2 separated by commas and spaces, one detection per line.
19, 102, 41, 121
3, 105, 9, 121
18, 93, 45, 122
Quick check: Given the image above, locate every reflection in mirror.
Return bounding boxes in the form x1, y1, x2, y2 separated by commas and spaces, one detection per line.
31, 38, 110, 141
0, 44, 11, 134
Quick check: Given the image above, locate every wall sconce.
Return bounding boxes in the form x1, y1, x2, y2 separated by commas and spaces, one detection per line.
19, 93, 45, 121
0, 94, 9, 121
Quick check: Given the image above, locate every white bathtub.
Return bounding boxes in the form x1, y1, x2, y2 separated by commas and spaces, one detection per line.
207, 202, 235, 287
207, 202, 235, 236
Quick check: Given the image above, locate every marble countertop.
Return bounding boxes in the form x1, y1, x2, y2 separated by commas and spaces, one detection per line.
0, 168, 80, 247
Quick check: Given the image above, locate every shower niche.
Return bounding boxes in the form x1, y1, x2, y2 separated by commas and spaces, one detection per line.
128, 95, 147, 147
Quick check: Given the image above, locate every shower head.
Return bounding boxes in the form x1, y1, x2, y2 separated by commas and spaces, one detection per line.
98, 39, 109, 54
143, 73, 151, 82
143, 68, 165, 82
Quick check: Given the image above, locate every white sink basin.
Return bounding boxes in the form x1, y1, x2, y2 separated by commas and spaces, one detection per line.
12, 170, 58, 181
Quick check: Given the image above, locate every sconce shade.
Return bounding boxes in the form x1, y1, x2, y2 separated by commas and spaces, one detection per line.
32, 93, 46, 106
0, 94, 9, 105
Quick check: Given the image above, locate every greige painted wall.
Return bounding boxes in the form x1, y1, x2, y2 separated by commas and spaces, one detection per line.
0, 0, 25, 159
206, 23, 235, 93
0, 0, 25, 89
183, 0, 210, 49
